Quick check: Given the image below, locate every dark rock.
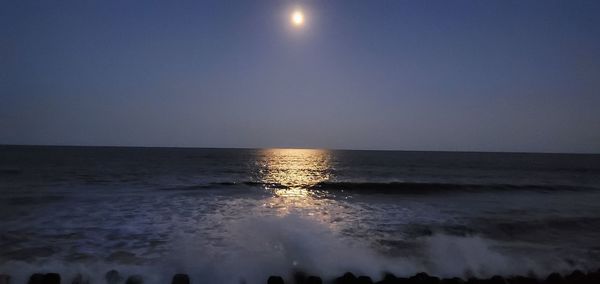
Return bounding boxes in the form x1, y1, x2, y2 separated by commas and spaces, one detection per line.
409, 272, 440, 284
465, 278, 482, 284
268, 276, 285, 284
43, 273, 60, 284
0, 274, 10, 284
488, 275, 506, 284
441, 278, 464, 284
544, 273, 564, 284
105, 270, 122, 284
376, 273, 409, 284
506, 276, 538, 284
409, 272, 429, 281
171, 274, 190, 284
357, 276, 373, 284
379, 273, 398, 284
588, 270, 600, 283
72, 274, 90, 284
564, 270, 586, 284
335, 272, 358, 284
305, 276, 322, 284
125, 275, 143, 284
306, 276, 322, 284
29, 274, 45, 284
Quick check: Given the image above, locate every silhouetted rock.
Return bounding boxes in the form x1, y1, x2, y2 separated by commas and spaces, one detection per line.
544, 273, 564, 284
268, 276, 285, 284
125, 275, 143, 284
0, 274, 10, 284
72, 274, 90, 284
465, 278, 482, 284
564, 270, 586, 284
409, 272, 439, 284
105, 270, 122, 284
29, 274, 45, 284
506, 276, 538, 284
43, 273, 60, 284
357, 276, 373, 284
488, 275, 506, 284
335, 272, 358, 284
379, 273, 397, 284
171, 274, 190, 284
306, 276, 322, 284
588, 270, 600, 283
376, 273, 408, 284
441, 278, 464, 284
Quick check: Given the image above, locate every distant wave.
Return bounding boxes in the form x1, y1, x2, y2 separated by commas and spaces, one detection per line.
310, 181, 598, 193
158, 181, 597, 194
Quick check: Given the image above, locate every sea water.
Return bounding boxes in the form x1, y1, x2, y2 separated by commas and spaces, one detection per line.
1, 146, 599, 283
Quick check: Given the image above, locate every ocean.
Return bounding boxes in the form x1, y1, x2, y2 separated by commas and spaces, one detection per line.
1, 146, 599, 283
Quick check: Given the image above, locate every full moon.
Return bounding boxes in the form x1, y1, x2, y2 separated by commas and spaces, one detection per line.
291, 10, 304, 26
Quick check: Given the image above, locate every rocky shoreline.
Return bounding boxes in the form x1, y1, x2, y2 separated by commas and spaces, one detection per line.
0, 269, 599, 284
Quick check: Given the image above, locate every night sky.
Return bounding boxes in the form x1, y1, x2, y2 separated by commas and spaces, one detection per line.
2, 0, 599, 153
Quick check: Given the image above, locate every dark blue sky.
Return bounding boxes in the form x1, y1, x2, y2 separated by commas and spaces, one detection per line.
2, 0, 599, 153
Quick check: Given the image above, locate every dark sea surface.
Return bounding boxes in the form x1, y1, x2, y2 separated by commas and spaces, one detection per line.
1, 145, 600, 283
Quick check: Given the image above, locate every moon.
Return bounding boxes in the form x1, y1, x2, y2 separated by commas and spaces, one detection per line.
291, 10, 304, 27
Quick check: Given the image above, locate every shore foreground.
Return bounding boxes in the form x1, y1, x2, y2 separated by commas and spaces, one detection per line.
1, 269, 599, 284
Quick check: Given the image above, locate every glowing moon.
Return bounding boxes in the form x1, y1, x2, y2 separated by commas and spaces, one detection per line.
291, 10, 304, 26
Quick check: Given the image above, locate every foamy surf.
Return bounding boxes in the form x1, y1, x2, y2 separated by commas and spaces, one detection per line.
0, 213, 592, 283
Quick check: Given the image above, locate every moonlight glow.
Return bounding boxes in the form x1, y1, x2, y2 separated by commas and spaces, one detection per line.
291, 10, 304, 26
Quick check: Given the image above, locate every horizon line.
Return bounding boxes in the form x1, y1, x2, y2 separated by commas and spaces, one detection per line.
1, 143, 598, 155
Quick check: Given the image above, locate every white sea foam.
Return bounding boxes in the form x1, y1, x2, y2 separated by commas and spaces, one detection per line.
0, 212, 586, 284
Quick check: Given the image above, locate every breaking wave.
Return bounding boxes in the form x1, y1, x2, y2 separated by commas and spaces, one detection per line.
0, 213, 589, 284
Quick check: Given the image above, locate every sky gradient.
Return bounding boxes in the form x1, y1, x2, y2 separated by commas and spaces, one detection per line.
1, 0, 600, 153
